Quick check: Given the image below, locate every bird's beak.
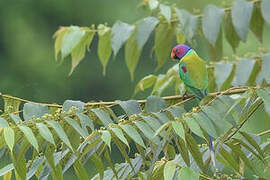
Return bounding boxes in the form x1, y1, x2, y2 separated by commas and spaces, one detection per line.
171, 52, 177, 60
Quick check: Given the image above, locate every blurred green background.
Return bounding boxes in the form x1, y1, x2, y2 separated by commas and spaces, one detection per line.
0, 0, 269, 103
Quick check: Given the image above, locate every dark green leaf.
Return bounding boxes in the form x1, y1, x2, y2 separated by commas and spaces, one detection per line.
36, 123, 55, 145
202, 5, 224, 45
166, 106, 186, 118
4, 127, 14, 152
250, 2, 264, 43
134, 74, 157, 96
154, 23, 176, 69
90, 154, 104, 179
208, 28, 223, 61
63, 100, 85, 112
261, 0, 270, 25
184, 117, 204, 138
172, 121, 185, 139
73, 160, 89, 180
137, 17, 159, 50
23, 103, 49, 121
178, 167, 199, 180
120, 124, 146, 148
163, 161, 176, 180
232, 58, 256, 86
214, 62, 234, 90
97, 24, 112, 75
125, 29, 142, 81
141, 115, 162, 131
61, 26, 85, 58
134, 121, 160, 144
240, 132, 264, 158
185, 133, 204, 172
176, 137, 190, 166
65, 117, 88, 138
116, 100, 142, 116
111, 21, 135, 56
145, 96, 166, 113
218, 145, 239, 172
18, 125, 39, 152
47, 121, 73, 151
174, 8, 198, 43
223, 11, 240, 52
91, 108, 113, 127
231, 0, 253, 42
160, 4, 171, 23
111, 127, 129, 148
76, 112, 94, 131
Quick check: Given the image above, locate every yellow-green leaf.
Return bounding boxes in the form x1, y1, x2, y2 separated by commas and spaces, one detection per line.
4, 127, 14, 152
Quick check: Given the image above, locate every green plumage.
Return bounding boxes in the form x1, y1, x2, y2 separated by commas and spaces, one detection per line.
178, 49, 208, 99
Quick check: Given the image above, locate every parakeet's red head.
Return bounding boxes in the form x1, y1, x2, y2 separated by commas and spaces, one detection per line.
171, 44, 191, 60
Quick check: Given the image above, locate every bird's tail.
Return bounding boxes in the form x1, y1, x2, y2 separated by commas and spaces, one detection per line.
209, 136, 215, 167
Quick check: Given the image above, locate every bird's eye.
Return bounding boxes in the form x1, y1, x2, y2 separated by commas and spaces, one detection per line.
175, 49, 179, 52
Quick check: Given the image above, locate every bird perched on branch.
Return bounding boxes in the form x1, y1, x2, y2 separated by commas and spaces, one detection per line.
170, 44, 215, 167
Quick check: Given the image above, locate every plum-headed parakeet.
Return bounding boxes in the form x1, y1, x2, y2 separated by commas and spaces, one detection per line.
170, 44, 215, 166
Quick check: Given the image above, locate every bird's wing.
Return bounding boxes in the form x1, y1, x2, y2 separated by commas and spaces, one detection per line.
180, 53, 208, 90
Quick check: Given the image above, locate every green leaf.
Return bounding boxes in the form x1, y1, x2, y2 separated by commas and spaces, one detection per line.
0, 117, 9, 128
65, 117, 88, 138
174, 8, 198, 43
152, 74, 174, 96
98, 24, 112, 75
125, 29, 142, 81
184, 117, 204, 138
202, 5, 224, 45
148, 0, 159, 10
120, 124, 146, 148
185, 133, 204, 172
176, 137, 190, 166
134, 121, 159, 144
214, 62, 233, 91
231, 0, 253, 42
46, 121, 73, 151
239, 132, 264, 158
36, 123, 55, 145
232, 58, 256, 86
172, 121, 185, 139
63, 100, 85, 112
193, 112, 218, 138
73, 159, 89, 180
207, 27, 223, 61
178, 167, 199, 180
145, 96, 166, 113
69, 29, 95, 75
160, 4, 171, 23
0, 164, 14, 177
218, 145, 239, 172
116, 100, 142, 116
163, 161, 176, 180
23, 103, 49, 121
137, 16, 159, 50
91, 108, 113, 127
111, 21, 135, 56
54, 27, 67, 60
61, 26, 85, 58
154, 23, 176, 70
260, 53, 270, 83
4, 127, 14, 152
90, 154, 104, 180
76, 112, 94, 131
18, 125, 39, 152
167, 106, 186, 118
134, 74, 157, 96
111, 127, 129, 148
250, 2, 264, 43
100, 130, 111, 150
141, 115, 162, 131
261, 0, 270, 25
26, 156, 45, 180
223, 11, 240, 52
